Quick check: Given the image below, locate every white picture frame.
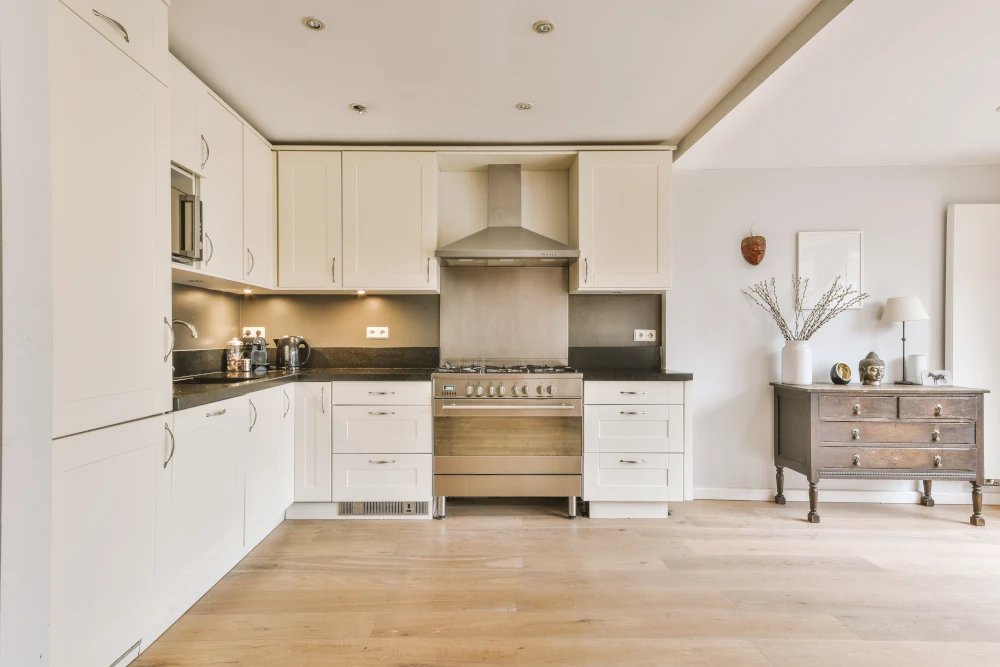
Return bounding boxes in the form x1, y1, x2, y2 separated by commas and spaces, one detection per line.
797, 231, 863, 309
920, 370, 953, 386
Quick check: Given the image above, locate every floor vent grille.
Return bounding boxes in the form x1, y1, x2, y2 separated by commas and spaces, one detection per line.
338, 501, 428, 516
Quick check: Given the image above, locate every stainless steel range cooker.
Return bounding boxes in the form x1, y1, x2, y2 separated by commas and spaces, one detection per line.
432, 364, 583, 519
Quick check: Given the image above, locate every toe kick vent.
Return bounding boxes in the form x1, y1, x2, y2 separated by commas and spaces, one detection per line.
338, 501, 428, 516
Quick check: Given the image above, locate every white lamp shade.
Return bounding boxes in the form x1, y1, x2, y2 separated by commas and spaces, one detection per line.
882, 296, 929, 322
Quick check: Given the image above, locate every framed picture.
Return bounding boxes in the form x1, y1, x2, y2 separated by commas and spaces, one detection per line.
797, 231, 863, 309
921, 370, 953, 386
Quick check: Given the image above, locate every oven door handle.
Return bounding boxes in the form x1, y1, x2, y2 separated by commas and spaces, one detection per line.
441, 404, 576, 410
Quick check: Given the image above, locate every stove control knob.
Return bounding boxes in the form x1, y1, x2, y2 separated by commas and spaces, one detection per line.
522, 384, 529, 396
536, 385, 544, 396
513, 385, 521, 396
466, 384, 474, 397
547, 384, 556, 396
475, 385, 484, 397
498, 385, 506, 397
488, 385, 496, 397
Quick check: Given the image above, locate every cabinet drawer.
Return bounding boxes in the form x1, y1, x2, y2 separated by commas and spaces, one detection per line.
332, 453, 432, 502
331, 381, 430, 406
584, 453, 670, 502
819, 396, 896, 419
585, 405, 682, 453
589, 382, 683, 405
819, 447, 977, 472
899, 396, 977, 420
819, 421, 976, 445
332, 406, 431, 454
60, 0, 168, 84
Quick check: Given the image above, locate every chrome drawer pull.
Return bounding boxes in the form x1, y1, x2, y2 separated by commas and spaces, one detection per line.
934, 455, 943, 468
163, 424, 175, 468
620, 459, 647, 464
92, 9, 129, 43
934, 404, 944, 416
852, 428, 861, 440
853, 403, 861, 415
206, 409, 227, 417
369, 391, 395, 395
931, 429, 941, 442
368, 459, 395, 465
853, 453, 861, 466
619, 411, 647, 415
368, 411, 395, 416
620, 391, 648, 395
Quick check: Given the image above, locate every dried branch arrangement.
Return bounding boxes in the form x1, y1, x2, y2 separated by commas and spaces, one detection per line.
743, 275, 868, 341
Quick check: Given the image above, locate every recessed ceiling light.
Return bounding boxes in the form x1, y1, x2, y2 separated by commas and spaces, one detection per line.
533, 20, 555, 34
349, 103, 368, 116
302, 16, 326, 31
243, 288, 253, 294
516, 102, 533, 111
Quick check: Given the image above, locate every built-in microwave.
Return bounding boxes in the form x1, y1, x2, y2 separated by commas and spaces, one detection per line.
171, 165, 202, 264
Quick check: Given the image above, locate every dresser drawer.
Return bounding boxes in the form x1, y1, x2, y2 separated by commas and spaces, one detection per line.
332, 453, 432, 502
819, 421, 976, 445
819, 447, 977, 472
331, 381, 431, 406
60, 0, 168, 84
898, 396, 977, 420
332, 406, 432, 454
819, 396, 896, 419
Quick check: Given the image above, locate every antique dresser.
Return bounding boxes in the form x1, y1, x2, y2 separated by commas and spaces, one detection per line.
770, 383, 988, 525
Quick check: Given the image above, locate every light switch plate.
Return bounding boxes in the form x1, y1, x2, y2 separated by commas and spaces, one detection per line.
243, 326, 265, 339
366, 326, 389, 340
634, 329, 656, 342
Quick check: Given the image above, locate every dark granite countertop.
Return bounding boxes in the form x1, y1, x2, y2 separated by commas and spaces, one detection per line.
578, 368, 693, 382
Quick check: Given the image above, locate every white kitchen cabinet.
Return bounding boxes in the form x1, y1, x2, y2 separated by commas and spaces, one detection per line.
332, 406, 432, 455
570, 151, 672, 291
51, 2, 172, 438
277, 385, 296, 511
332, 454, 433, 503
294, 382, 333, 501
154, 397, 243, 630
199, 91, 244, 281
51, 414, 171, 667
241, 388, 282, 549
60, 0, 168, 85
168, 54, 206, 175
277, 151, 343, 287
342, 151, 438, 290
243, 126, 275, 287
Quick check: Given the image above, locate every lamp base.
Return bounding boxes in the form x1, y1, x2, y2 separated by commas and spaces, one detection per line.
895, 380, 921, 386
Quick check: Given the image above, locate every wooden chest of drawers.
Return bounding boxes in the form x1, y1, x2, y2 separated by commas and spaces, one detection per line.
771, 383, 988, 526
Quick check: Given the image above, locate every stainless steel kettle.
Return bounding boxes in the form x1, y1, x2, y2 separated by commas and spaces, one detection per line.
274, 335, 311, 369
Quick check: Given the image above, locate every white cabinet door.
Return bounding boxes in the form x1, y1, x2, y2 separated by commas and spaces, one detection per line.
277, 151, 342, 287
342, 152, 438, 290
51, 3, 171, 438
198, 92, 244, 281
60, 0, 168, 84
277, 385, 296, 511
154, 398, 243, 625
332, 406, 432, 454
51, 415, 170, 667
243, 127, 274, 287
584, 453, 670, 502
573, 151, 672, 290
168, 55, 205, 175
294, 382, 333, 501
241, 388, 281, 549
331, 381, 432, 406
332, 454, 433, 502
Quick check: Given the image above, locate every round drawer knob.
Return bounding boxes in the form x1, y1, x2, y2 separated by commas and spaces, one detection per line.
853, 403, 861, 415
853, 453, 861, 466
931, 429, 941, 442
934, 455, 943, 468
852, 428, 861, 440
935, 404, 943, 416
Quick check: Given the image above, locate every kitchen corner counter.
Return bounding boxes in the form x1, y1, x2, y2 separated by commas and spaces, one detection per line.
578, 368, 693, 382
296, 368, 437, 382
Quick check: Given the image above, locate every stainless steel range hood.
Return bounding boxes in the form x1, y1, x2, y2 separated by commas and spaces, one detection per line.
435, 164, 581, 267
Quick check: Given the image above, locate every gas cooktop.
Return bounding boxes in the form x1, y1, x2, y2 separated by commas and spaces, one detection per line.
434, 364, 578, 375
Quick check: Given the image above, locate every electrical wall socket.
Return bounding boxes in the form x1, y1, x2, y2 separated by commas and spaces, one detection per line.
242, 326, 265, 339
634, 329, 656, 342
366, 326, 389, 340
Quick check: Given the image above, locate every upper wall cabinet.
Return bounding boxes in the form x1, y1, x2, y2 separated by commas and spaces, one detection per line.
277, 151, 343, 287
342, 152, 439, 291
168, 55, 206, 175
243, 127, 275, 287
60, 0, 168, 85
198, 92, 245, 282
570, 151, 672, 291
51, 2, 172, 438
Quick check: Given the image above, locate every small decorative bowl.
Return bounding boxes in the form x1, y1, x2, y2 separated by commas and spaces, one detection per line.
830, 362, 852, 385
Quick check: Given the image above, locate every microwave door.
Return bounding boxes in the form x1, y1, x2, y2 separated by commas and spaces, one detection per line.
174, 194, 203, 263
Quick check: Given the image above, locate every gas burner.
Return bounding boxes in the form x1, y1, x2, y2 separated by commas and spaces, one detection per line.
528, 365, 577, 374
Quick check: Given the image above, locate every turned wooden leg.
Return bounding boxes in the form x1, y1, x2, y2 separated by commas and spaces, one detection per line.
921, 480, 935, 507
971, 482, 985, 526
774, 466, 786, 505
807, 482, 820, 523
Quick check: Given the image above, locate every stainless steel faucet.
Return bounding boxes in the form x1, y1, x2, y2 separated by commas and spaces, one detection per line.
171, 319, 199, 339
168, 320, 199, 373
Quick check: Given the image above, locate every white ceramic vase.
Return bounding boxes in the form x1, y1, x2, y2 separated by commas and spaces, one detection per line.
781, 340, 812, 385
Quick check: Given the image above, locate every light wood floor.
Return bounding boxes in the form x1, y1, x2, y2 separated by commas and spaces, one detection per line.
135, 499, 1000, 666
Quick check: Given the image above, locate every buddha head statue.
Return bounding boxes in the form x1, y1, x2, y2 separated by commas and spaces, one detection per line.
859, 352, 885, 386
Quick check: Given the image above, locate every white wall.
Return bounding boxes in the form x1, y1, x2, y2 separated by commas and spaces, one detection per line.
669, 166, 1000, 501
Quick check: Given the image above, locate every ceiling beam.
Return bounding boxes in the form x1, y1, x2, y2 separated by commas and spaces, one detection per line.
674, 0, 853, 162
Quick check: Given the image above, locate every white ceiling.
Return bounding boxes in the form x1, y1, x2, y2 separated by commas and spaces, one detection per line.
677, 0, 1000, 169
167, 0, 818, 145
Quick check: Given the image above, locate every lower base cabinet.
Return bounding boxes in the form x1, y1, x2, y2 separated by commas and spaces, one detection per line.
332, 453, 433, 502
241, 387, 284, 548
277, 384, 296, 510
294, 381, 333, 502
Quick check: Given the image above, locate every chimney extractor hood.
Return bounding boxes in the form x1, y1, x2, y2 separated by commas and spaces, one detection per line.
435, 164, 581, 267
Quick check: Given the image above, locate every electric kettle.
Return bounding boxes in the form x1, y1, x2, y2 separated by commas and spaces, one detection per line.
274, 335, 311, 369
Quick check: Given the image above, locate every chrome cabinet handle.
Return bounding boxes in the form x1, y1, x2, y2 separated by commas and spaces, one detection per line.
368, 411, 395, 416
247, 248, 255, 276
426, 257, 431, 283
92, 9, 129, 43
931, 429, 941, 442
853, 403, 861, 415
934, 404, 944, 416
331, 257, 336, 282
620, 391, 648, 395
283, 390, 290, 417
206, 409, 227, 417
584, 258, 589, 283
163, 317, 175, 362
369, 391, 395, 395
852, 428, 861, 440
620, 411, 647, 415
205, 232, 214, 265
369, 459, 395, 464
201, 134, 210, 170
620, 459, 647, 464
321, 386, 326, 413
934, 455, 943, 468
163, 424, 175, 468
249, 399, 258, 432
853, 453, 861, 466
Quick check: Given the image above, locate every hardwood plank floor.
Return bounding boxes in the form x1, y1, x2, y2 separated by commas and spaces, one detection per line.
135, 499, 1000, 666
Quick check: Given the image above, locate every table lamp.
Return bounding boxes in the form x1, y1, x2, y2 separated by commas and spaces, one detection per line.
881, 296, 929, 385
